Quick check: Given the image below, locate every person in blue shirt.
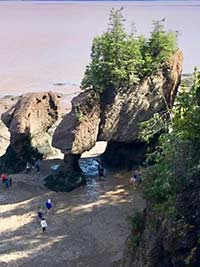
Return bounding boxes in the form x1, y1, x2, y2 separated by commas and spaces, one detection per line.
45, 199, 52, 213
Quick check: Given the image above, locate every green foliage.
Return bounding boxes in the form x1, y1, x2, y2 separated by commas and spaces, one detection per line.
140, 69, 200, 217
140, 20, 177, 78
128, 211, 145, 249
139, 112, 168, 142
130, 236, 140, 249
129, 211, 145, 233
81, 8, 178, 93
153, 195, 177, 220
74, 104, 85, 122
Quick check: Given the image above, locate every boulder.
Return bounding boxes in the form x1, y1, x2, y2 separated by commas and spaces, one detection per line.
1, 91, 61, 172
48, 90, 100, 191
53, 90, 101, 154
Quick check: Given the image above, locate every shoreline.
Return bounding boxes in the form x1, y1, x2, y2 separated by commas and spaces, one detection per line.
0, 72, 191, 98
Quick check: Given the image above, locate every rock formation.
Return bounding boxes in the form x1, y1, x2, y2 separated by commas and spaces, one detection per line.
53, 89, 100, 155
0, 91, 61, 172
45, 90, 100, 191
52, 49, 183, 175
122, 173, 200, 267
98, 50, 183, 142
0, 120, 10, 157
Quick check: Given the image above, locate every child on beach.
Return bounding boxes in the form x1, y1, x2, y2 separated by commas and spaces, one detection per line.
40, 218, 47, 233
26, 162, 31, 174
45, 199, 52, 213
38, 208, 44, 220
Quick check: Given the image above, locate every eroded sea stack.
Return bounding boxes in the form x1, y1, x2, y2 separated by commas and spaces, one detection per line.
52, 49, 183, 184
0, 91, 61, 172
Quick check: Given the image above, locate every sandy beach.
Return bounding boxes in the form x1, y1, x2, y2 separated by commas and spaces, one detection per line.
0, 158, 145, 267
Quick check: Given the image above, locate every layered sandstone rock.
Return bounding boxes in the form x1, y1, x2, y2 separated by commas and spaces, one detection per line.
99, 50, 183, 142
52, 49, 183, 172
53, 90, 101, 155
1, 92, 61, 171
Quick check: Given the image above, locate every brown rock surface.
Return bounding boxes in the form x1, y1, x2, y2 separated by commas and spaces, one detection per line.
98, 49, 183, 142
52, 49, 183, 173
53, 90, 100, 154
1, 91, 61, 162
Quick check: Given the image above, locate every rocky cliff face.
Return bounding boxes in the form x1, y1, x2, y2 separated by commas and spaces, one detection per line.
122, 173, 200, 267
52, 49, 183, 173
1, 92, 61, 172
98, 50, 183, 142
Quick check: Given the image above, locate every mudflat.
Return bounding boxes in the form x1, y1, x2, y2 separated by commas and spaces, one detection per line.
0, 1, 199, 97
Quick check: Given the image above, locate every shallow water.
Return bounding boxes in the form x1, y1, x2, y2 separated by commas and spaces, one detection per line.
79, 158, 100, 176
0, 1, 199, 96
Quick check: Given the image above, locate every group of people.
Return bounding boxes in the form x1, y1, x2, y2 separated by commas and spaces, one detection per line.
37, 199, 52, 233
26, 159, 41, 174
1, 173, 12, 189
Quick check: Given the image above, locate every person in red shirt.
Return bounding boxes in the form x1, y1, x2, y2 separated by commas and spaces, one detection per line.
1, 173, 7, 183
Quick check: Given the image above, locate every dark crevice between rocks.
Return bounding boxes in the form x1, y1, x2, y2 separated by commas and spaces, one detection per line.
48, 93, 58, 111
100, 140, 147, 170
0, 135, 43, 173
47, 93, 59, 122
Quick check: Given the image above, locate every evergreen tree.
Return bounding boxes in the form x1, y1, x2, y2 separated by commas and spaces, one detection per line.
81, 9, 178, 94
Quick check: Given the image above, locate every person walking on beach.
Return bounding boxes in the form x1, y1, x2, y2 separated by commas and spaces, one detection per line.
40, 218, 47, 233
1, 173, 9, 189
5, 178, 9, 189
38, 207, 44, 220
1, 173, 7, 184
97, 163, 104, 179
26, 162, 31, 174
9, 177, 12, 187
35, 159, 40, 174
45, 199, 52, 213
130, 170, 141, 186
